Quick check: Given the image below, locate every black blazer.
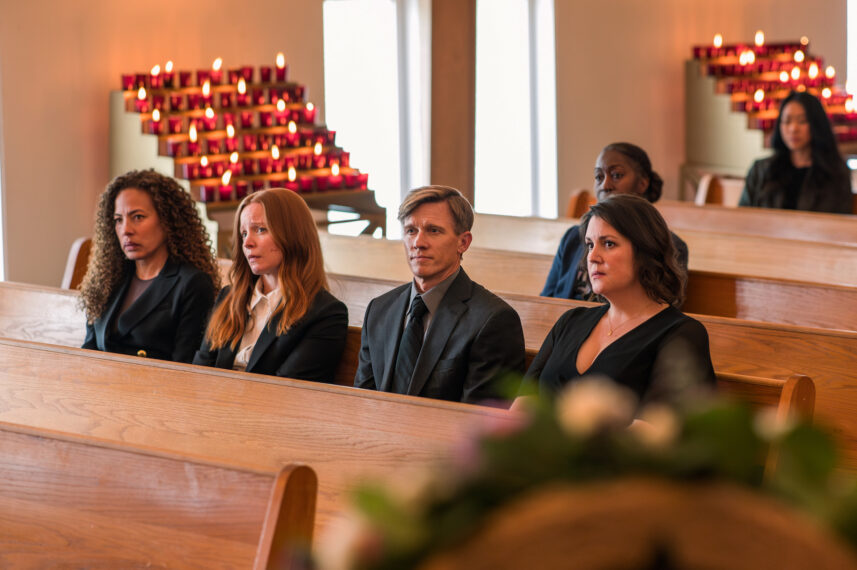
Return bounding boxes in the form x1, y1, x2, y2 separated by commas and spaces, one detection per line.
354, 269, 525, 404
193, 287, 348, 383
82, 259, 216, 363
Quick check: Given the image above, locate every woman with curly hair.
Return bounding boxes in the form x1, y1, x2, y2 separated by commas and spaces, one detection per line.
80, 170, 219, 362
526, 194, 714, 404
193, 188, 347, 382
541, 142, 688, 300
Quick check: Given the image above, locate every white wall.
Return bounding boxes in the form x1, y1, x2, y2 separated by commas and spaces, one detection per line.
555, 0, 847, 209
0, 0, 324, 285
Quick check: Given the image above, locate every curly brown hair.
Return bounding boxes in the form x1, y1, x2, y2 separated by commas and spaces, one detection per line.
579, 194, 686, 306
79, 170, 221, 322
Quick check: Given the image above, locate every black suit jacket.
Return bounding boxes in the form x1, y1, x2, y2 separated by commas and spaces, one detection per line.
193, 287, 348, 383
82, 259, 216, 363
354, 269, 525, 404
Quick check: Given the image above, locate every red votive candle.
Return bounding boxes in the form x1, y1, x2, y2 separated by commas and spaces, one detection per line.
252, 179, 265, 192
275, 65, 287, 82
210, 69, 223, 85
222, 112, 235, 126
187, 140, 200, 156
260, 66, 272, 83
235, 180, 249, 199
219, 184, 233, 201
121, 74, 135, 90
152, 95, 165, 110
298, 175, 314, 192
135, 73, 148, 88
344, 171, 359, 188
357, 173, 369, 189
340, 152, 350, 167
327, 172, 343, 189
225, 136, 238, 152
165, 140, 182, 157
258, 157, 273, 175
294, 85, 305, 100
200, 185, 217, 202
239, 111, 254, 129
163, 67, 174, 88
227, 69, 241, 84
212, 160, 226, 177
243, 158, 257, 175
315, 175, 329, 191
325, 130, 336, 145
180, 163, 200, 180
197, 70, 210, 86
146, 117, 165, 135
241, 66, 254, 82
259, 112, 273, 127
220, 92, 233, 108
259, 135, 271, 151
242, 134, 258, 152
284, 179, 299, 192
207, 138, 222, 155
187, 94, 202, 110
297, 151, 313, 170
237, 91, 250, 107
170, 93, 184, 111
150, 71, 162, 89
179, 71, 193, 88
312, 152, 327, 169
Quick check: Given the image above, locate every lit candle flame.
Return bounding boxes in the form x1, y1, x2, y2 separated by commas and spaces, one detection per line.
754, 30, 765, 47
212, 57, 223, 71
152, 109, 161, 122
791, 66, 800, 81
237, 78, 247, 95
277, 99, 286, 112
800, 36, 809, 46
226, 124, 235, 138
202, 80, 211, 97
272, 145, 280, 160
200, 155, 209, 167
713, 34, 723, 48
846, 98, 855, 113
151, 65, 161, 76
137, 86, 147, 100
288, 121, 297, 134
808, 63, 819, 79
230, 151, 239, 164
797, 84, 807, 92
779, 71, 789, 83
306, 102, 315, 112
794, 50, 805, 63
738, 50, 755, 66
288, 166, 296, 181
313, 142, 322, 156
746, 50, 755, 65
165, 61, 174, 73
331, 163, 340, 176
276, 52, 285, 69
826, 66, 836, 79
205, 107, 215, 119
189, 124, 198, 142
222, 170, 231, 185
753, 89, 764, 103
822, 87, 832, 99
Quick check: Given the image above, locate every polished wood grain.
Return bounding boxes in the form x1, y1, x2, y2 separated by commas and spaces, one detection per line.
0, 338, 514, 538
0, 422, 315, 569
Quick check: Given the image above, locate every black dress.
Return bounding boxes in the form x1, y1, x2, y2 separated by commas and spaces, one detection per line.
527, 304, 715, 404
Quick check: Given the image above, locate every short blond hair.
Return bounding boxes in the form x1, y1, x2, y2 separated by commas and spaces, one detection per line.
397, 185, 474, 234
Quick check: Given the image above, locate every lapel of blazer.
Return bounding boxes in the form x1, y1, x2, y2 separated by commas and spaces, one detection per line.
407, 270, 472, 397
94, 270, 133, 350
245, 311, 282, 373
116, 260, 180, 336
378, 285, 411, 393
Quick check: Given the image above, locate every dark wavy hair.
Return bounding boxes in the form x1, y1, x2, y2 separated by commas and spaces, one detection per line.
579, 194, 685, 306
767, 91, 850, 193
204, 188, 328, 350
599, 142, 664, 203
79, 170, 221, 322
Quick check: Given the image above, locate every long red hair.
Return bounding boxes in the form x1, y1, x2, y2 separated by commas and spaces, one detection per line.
204, 188, 328, 350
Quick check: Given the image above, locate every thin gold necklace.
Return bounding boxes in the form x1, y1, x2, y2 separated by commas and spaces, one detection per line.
606, 308, 654, 337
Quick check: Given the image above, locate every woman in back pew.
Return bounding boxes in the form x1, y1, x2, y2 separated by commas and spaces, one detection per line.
739, 91, 852, 214
80, 170, 220, 363
541, 142, 688, 300
193, 188, 348, 382
525, 195, 715, 407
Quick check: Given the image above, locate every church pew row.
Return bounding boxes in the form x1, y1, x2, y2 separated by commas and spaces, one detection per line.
468, 213, 857, 288
0, 279, 846, 470
0, 421, 315, 568
319, 231, 857, 332
654, 200, 857, 245
0, 338, 517, 539
0, 336, 813, 541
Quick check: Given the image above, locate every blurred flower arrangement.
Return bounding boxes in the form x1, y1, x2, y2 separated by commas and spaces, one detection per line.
318, 376, 857, 570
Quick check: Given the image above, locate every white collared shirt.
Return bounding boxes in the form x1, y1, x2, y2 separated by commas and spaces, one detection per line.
233, 279, 282, 371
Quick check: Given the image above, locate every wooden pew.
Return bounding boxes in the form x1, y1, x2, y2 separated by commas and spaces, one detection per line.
0, 338, 519, 538
655, 200, 857, 245
0, 277, 853, 469
320, 231, 857, 331
0, 421, 315, 568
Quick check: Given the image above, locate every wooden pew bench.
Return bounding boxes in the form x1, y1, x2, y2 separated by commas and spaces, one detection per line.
0, 278, 853, 471
319, 231, 857, 331
0, 421, 315, 568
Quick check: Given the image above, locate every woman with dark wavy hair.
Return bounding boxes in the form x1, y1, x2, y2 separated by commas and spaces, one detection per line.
527, 194, 714, 404
542, 142, 688, 300
740, 91, 852, 213
80, 169, 219, 362
194, 188, 347, 382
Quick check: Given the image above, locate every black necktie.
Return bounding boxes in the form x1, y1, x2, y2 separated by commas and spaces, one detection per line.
392, 295, 428, 394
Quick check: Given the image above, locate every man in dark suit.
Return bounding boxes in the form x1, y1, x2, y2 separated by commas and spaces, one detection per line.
354, 185, 525, 405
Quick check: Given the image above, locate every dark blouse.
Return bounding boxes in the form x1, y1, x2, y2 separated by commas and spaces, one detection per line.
527, 304, 715, 405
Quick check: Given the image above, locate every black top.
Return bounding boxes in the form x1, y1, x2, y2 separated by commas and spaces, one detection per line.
782, 164, 810, 210
527, 304, 715, 405
739, 155, 853, 214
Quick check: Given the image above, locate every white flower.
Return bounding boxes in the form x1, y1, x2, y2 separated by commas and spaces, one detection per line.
316, 510, 381, 570
753, 407, 796, 441
633, 403, 680, 448
555, 375, 637, 436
